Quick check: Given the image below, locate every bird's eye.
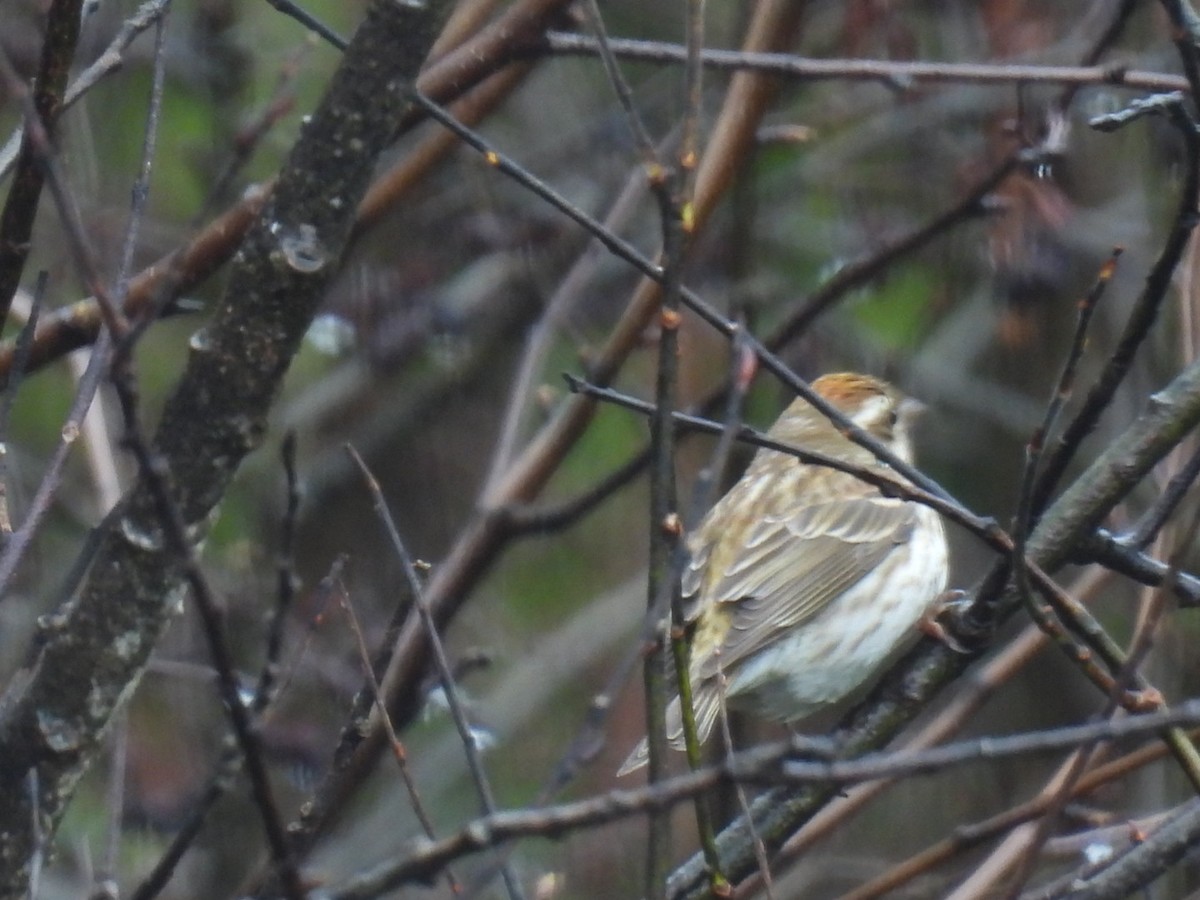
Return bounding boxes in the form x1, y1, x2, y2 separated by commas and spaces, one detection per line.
885, 408, 899, 428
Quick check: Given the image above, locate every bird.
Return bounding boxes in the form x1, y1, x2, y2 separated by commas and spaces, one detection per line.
618, 372, 949, 775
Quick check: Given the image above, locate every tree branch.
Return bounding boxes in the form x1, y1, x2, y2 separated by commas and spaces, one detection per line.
0, 2, 452, 894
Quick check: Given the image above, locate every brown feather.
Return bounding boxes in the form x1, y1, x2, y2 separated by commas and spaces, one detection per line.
693, 496, 914, 677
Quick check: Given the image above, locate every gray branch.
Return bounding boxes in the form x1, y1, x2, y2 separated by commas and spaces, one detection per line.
0, 1, 452, 895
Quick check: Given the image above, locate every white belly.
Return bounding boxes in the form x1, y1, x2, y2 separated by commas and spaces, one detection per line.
726, 505, 948, 722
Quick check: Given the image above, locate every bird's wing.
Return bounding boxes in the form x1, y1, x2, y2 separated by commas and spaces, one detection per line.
691, 495, 915, 677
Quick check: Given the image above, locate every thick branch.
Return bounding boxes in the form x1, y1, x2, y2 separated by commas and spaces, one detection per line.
0, 1, 451, 895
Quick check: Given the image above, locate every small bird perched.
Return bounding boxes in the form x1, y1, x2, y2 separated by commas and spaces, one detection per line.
619, 372, 948, 775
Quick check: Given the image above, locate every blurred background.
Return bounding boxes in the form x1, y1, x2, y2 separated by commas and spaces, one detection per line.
2, 0, 1199, 897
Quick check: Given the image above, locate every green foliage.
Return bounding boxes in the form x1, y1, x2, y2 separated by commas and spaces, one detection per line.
849, 266, 935, 349
500, 401, 648, 628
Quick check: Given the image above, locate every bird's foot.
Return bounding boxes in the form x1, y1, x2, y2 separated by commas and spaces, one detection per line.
918, 589, 976, 654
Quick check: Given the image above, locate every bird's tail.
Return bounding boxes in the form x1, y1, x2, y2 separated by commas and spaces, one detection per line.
616, 686, 722, 776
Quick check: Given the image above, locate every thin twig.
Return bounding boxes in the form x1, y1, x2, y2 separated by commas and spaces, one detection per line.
538, 32, 1189, 95
25, 771, 42, 900
841, 733, 1187, 900
1019, 248, 1120, 531
329, 556, 465, 896
501, 448, 651, 535
128, 752, 239, 900
482, 135, 661, 499
1078, 531, 1200, 603
346, 444, 525, 900
106, 360, 306, 898
1018, 797, 1200, 900
1031, 96, 1199, 516
129, 436, 306, 900
114, 6, 171, 300
0, 49, 126, 597
1119, 441, 1200, 550
1011, 250, 1121, 710
259, 0, 347, 49
577, 0, 657, 165
1090, 90, 1189, 131
0, 51, 128, 338
0, 0, 173, 181
256, 433, 302, 711
93, 24, 173, 886
700, 328, 772, 895
574, 3, 682, 889
679, 0, 703, 209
